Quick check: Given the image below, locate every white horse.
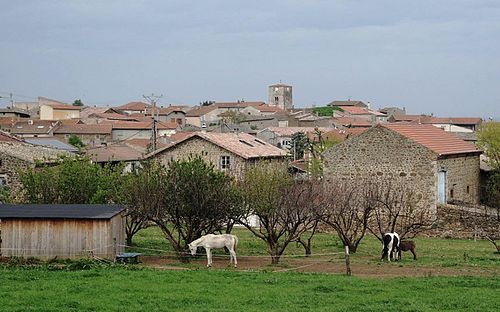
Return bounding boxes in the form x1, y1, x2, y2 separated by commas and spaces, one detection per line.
188, 234, 238, 268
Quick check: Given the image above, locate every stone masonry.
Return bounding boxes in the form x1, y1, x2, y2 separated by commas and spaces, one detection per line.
322, 126, 480, 215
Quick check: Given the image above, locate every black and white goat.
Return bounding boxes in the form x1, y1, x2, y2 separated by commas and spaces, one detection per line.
381, 232, 400, 262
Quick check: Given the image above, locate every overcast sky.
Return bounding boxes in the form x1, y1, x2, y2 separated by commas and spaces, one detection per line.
1, 1, 499, 118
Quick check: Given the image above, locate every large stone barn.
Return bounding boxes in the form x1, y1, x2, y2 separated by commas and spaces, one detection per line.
0, 204, 126, 259
323, 124, 482, 214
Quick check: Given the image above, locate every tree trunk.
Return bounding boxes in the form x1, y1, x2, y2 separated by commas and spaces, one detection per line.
126, 235, 133, 247
297, 237, 312, 256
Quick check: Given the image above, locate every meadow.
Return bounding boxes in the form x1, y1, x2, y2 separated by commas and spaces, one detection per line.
1, 227, 498, 311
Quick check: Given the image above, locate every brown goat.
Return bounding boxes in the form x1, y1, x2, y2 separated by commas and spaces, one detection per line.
398, 240, 417, 260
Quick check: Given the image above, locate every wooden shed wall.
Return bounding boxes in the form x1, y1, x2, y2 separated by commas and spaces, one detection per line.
0, 216, 125, 259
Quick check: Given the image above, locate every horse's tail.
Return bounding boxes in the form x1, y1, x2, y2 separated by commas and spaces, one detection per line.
233, 235, 239, 252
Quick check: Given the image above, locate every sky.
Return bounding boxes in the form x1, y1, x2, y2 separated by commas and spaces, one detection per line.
1, 0, 499, 118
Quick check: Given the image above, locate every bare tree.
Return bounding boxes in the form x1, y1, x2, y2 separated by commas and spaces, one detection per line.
321, 181, 375, 253
369, 182, 436, 241
123, 161, 166, 246
239, 163, 322, 264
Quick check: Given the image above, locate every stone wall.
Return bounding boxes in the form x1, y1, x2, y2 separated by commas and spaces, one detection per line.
323, 126, 439, 214
0, 152, 31, 199
437, 154, 480, 205
152, 137, 248, 178
426, 204, 499, 239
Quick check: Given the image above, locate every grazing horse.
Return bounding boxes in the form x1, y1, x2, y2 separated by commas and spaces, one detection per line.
188, 234, 238, 268
381, 232, 400, 262
398, 240, 417, 260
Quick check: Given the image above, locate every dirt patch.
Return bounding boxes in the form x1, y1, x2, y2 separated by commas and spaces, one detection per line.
138, 255, 499, 278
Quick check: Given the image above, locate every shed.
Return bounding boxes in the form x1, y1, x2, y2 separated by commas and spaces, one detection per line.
0, 204, 126, 259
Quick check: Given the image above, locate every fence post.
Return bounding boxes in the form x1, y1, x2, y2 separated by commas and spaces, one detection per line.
113, 238, 117, 262
344, 245, 352, 276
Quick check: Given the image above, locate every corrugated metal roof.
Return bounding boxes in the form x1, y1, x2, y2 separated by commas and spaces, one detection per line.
0, 204, 125, 219
24, 138, 79, 152
382, 124, 481, 156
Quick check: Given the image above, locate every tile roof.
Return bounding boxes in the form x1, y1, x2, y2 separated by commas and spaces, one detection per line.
10, 120, 59, 135
341, 106, 372, 115
269, 83, 292, 87
382, 124, 481, 156
0, 204, 125, 219
331, 117, 372, 127
262, 127, 341, 137
148, 132, 288, 160
42, 103, 81, 110
124, 138, 167, 153
0, 117, 15, 126
185, 105, 219, 117
109, 121, 177, 130
216, 101, 265, 108
54, 124, 113, 134
115, 101, 151, 111
328, 100, 366, 107
86, 144, 144, 162
418, 117, 482, 125
0, 131, 22, 142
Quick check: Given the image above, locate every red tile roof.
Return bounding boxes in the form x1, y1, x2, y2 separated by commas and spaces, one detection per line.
115, 101, 151, 111
86, 145, 144, 162
0, 131, 22, 143
185, 105, 219, 117
263, 127, 341, 137
54, 124, 113, 135
11, 120, 60, 135
341, 106, 371, 115
417, 117, 482, 125
43, 103, 81, 110
331, 117, 372, 127
109, 121, 177, 130
382, 124, 481, 156
148, 132, 288, 160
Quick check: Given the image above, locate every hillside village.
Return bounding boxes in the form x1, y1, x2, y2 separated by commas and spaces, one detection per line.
0, 83, 498, 263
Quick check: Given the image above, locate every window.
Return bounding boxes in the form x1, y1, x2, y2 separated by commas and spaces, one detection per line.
450, 189, 454, 198
274, 96, 279, 102
466, 185, 470, 194
220, 155, 231, 170
0, 175, 7, 188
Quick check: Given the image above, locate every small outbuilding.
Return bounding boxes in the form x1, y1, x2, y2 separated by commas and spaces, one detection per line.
0, 204, 126, 259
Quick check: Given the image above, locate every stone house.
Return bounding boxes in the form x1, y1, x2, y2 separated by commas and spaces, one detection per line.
146, 131, 288, 177
0, 140, 68, 195
54, 124, 113, 147
323, 124, 482, 214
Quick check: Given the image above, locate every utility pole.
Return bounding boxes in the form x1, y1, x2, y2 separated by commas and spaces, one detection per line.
143, 93, 163, 152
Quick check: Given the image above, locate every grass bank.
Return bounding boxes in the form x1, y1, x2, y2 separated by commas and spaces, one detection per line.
0, 267, 498, 311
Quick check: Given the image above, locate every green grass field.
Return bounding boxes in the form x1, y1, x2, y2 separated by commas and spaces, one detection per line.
127, 226, 500, 269
0, 267, 499, 311
1, 227, 498, 311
